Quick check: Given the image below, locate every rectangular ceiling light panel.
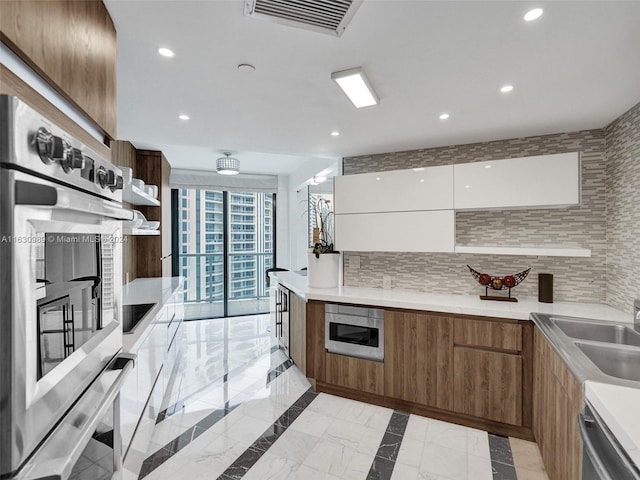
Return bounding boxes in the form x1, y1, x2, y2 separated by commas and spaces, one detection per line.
244, 0, 364, 37
331, 68, 379, 108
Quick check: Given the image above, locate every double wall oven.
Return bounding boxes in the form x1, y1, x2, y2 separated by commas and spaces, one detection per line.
0, 95, 134, 479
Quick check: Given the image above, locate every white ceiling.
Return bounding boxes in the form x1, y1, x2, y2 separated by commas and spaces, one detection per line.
105, 0, 640, 175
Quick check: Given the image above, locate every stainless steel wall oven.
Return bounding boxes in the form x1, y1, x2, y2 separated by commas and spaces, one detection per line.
0, 95, 134, 479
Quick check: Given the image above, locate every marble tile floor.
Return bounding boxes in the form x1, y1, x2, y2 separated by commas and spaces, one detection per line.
129, 315, 549, 480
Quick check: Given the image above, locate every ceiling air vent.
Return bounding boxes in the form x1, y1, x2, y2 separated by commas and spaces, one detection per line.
244, 0, 364, 37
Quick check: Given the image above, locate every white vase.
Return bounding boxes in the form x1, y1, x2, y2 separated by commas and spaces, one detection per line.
307, 252, 340, 288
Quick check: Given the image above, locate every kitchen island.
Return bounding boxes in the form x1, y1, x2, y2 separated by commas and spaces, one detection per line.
270, 270, 636, 479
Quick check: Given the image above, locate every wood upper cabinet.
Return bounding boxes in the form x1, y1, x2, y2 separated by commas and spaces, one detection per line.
135, 150, 171, 278
384, 310, 453, 410
113, 142, 171, 280
0, 0, 117, 139
533, 327, 583, 480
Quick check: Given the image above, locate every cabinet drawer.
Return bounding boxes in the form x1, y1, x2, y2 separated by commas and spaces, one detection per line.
453, 347, 523, 426
454, 318, 522, 351
325, 353, 384, 395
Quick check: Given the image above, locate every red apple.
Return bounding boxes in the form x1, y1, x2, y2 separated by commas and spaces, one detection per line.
479, 273, 491, 285
504, 275, 516, 288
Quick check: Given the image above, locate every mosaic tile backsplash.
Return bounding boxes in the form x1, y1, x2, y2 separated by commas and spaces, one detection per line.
605, 102, 640, 313
342, 114, 638, 311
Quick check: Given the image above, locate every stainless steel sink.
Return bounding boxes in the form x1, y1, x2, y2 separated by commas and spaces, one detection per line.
576, 342, 640, 382
531, 312, 640, 388
552, 317, 640, 347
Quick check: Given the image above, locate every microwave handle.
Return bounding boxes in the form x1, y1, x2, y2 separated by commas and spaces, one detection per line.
16, 354, 136, 480
15, 179, 134, 221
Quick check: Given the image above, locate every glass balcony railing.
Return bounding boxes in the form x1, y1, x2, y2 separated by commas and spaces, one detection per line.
179, 252, 274, 320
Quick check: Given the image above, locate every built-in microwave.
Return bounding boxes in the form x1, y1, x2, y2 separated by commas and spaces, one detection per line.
325, 304, 384, 362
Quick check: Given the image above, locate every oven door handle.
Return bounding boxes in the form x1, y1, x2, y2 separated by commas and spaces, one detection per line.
15, 179, 134, 220
16, 354, 136, 480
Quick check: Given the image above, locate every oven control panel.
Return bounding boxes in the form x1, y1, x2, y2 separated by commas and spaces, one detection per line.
0, 95, 124, 202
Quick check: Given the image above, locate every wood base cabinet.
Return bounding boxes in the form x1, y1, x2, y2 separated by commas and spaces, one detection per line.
451, 316, 529, 427
326, 353, 384, 395
453, 347, 522, 426
533, 328, 583, 480
384, 311, 453, 410
308, 305, 534, 440
289, 291, 306, 373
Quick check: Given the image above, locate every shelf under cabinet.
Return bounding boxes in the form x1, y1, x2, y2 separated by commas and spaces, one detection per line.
123, 185, 161, 206
454, 245, 591, 257
123, 228, 160, 236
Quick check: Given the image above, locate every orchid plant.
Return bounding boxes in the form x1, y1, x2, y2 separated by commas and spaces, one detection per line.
311, 197, 336, 258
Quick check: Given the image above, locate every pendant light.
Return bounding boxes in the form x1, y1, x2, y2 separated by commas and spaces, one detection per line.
216, 152, 240, 175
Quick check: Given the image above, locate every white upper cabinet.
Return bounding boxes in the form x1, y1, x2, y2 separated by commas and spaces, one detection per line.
453, 152, 581, 210
335, 210, 455, 253
334, 165, 454, 214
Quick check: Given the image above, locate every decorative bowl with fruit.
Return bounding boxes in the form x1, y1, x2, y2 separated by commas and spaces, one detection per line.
467, 265, 531, 302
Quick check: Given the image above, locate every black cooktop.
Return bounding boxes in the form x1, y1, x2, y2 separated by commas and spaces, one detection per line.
122, 303, 155, 334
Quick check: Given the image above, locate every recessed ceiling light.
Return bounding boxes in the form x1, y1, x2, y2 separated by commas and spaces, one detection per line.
158, 47, 175, 58
500, 85, 514, 93
465, 185, 471, 189
420, 179, 425, 183
524, 8, 543, 21
376, 177, 381, 181
439, 113, 450, 120
237, 63, 255, 72
485, 165, 492, 169
178, 114, 190, 120
331, 68, 379, 108
331, 131, 340, 136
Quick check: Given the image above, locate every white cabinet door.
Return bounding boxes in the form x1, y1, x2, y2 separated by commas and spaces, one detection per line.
335, 165, 454, 214
335, 210, 455, 252
453, 152, 580, 210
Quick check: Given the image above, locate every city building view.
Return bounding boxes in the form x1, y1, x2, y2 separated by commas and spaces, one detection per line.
178, 189, 274, 319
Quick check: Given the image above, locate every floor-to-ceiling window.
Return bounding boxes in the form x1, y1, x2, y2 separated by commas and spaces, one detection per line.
177, 188, 274, 320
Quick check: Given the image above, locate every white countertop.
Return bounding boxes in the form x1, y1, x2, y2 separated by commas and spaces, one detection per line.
271, 271, 632, 323
585, 382, 640, 468
122, 276, 183, 352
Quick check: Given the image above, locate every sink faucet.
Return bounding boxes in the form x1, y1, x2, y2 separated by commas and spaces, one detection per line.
635, 299, 640, 328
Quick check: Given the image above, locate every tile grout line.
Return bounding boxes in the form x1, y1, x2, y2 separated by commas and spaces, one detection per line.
488, 433, 518, 479
265, 358, 294, 384
156, 344, 282, 424
215, 388, 319, 480
366, 410, 410, 480
137, 355, 296, 479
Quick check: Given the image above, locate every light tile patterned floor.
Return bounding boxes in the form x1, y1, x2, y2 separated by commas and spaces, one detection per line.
124, 315, 549, 480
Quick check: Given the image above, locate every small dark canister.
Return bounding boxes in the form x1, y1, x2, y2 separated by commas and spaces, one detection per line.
538, 273, 554, 303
